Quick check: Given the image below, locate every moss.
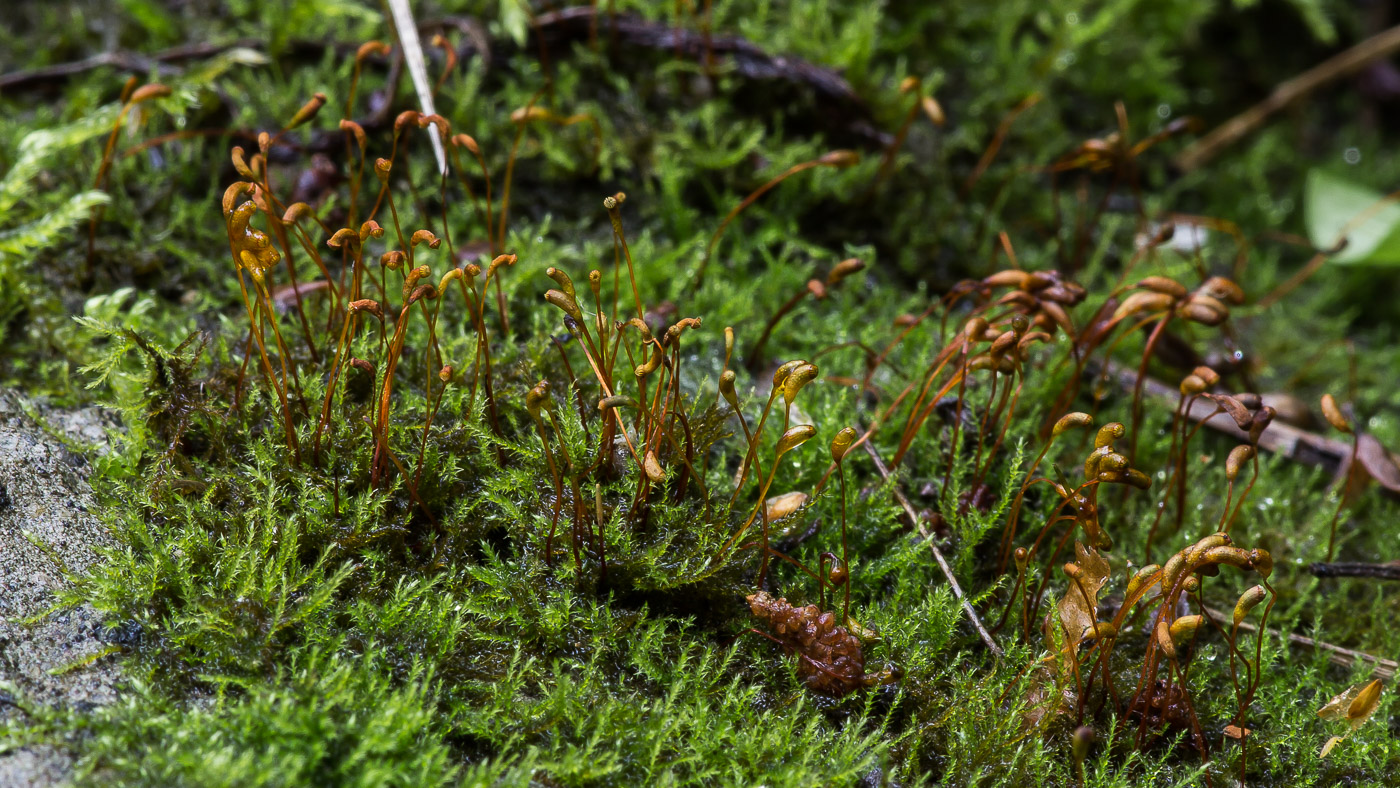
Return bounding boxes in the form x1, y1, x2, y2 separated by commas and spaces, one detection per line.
2, 1, 1399, 787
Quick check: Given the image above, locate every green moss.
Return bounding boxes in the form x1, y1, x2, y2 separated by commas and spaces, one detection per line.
3, 1, 1399, 786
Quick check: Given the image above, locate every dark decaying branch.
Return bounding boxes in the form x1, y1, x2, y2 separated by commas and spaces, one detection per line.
1, 7, 884, 147
1309, 562, 1400, 581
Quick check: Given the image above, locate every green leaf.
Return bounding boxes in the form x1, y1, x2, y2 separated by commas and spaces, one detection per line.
499, 0, 530, 48
1304, 168, 1400, 265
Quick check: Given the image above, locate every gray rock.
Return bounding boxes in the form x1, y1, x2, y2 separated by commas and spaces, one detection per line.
0, 391, 122, 788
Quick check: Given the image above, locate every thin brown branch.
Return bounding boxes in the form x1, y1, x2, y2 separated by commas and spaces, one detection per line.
861, 437, 1004, 657
1309, 562, 1400, 581
1202, 606, 1396, 679
1175, 24, 1400, 172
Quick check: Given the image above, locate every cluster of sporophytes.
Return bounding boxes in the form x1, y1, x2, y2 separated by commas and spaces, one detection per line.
8, 12, 1400, 787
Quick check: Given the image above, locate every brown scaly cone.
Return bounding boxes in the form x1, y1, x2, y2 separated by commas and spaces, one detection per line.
747, 591, 894, 697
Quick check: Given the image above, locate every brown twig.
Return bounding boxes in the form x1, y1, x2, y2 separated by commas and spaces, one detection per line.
1174, 24, 1400, 172
1202, 606, 1396, 679
1309, 562, 1400, 581
860, 438, 1003, 657
1095, 359, 1353, 475
532, 6, 886, 147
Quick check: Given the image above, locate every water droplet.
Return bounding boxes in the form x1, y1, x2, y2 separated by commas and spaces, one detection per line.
1344, 148, 1361, 165
1157, 104, 1172, 119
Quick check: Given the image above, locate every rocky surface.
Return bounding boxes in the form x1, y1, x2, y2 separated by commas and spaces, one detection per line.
0, 391, 121, 787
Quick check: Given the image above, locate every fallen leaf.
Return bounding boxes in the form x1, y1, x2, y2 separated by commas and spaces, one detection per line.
764, 491, 809, 521
1356, 434, 1400, 493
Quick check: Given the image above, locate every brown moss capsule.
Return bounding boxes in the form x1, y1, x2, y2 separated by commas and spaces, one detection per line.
1112, 291, 1175, 320
128, 83, 172, 105
719, 370, 740, 409
286, 92, 328, 130
1094, 422, 1125, 449
634, 346, 664, 378
349, 357, 374, 374
827, 258, 865, 286
1053, 412, 1093, 437
438, 365, 454, 383
544, 289, 583, 322
1232, 585, 1267, 626
830, 426, 858, 463
1185, 533, 1230, 564
782, 363, 819, 404
598, 394, 633, 412
1016, 331, 1052, 353
511, 106, 553, 124
982, 270, 1030, 290
1179, 374, 1207, 396
1136, 276, 1188, 299
374, 157, 392, 179
1013, 547, 1030, 574
437, 269, 463, 293
326, 228, 357, 249
962, 316, 989, 343
281, 202, 314, 223
348, 299, 382, 319
1179, 301, 1226, 326
807, 279, 828, 299
410, 229, 441, 249
1320, 394, 1352, 434
1097, 452, 1129, 473
1071, 725, 1094, 765
340, 119, 367, 151
1126, 564, 1160, 599
1201, 545, 1253, 570
488, 254, 518, 276
1161, 552, 1189, 593
1192, 365, 1221, 388
1169, 614, 1202, 644
1248, 548, 1273, 577
359, 220, 385, 240
1200, 276, 1245, 305
1226, 445, 1255, 481
394, 110, 423, 134
420, 114, 451, 139
772, 359, 806, 389
403, 265, 432, 292
662, 317, 702, 347
380, 251, 406, 270
1155, 620, 1177, 659
1120, 469, 1152, 490
230, 147, 256, 180
546, 267, 577, 302
450, 133, 480, 154
921, 95, 946, 127
776, 425, 817, 457
989, 330, 1018, 359
356, 40, 391, 63
817, 149, 860, 167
